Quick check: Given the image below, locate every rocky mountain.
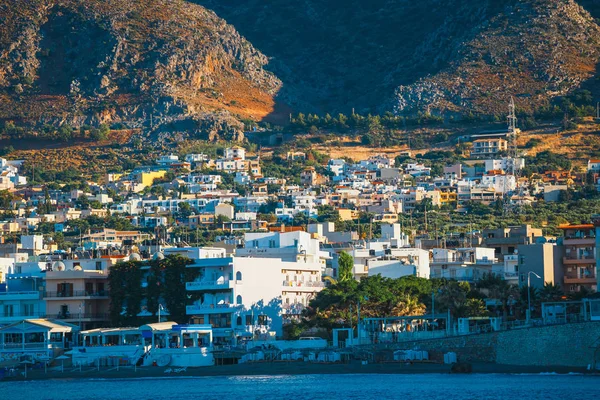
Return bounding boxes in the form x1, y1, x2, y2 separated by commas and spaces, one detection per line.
195, 0, 600, 117
1, 0, 600, 138
0, 0, 283, 141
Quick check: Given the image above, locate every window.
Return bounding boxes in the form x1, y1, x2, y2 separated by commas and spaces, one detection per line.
3, 304, 14, 317
21, 304, 34, 317
236, 271, 242, 281
57, 283, 73, 297
236, 295, 243, 305
96, 261, 102, 271
236, 316, 242, 326
257, 314, 268, 325
245, 315, 253, 326
209, 313, 231, 329
50, 332, 62, 342
60, 304, 70, 318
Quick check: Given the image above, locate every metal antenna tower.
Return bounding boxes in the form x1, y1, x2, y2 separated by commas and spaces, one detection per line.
503, 97, 520, 215
507, 97, 518, 175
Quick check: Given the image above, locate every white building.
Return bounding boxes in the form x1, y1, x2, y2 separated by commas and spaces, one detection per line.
484, 158, 525, 173
21, 235, 44, 253
237, 231, 328, 267
185, 253, 324, 344
587, 159, 600, 173
157, 154, 179, 166
367, 248, 430, 279
225, 147, 246, 160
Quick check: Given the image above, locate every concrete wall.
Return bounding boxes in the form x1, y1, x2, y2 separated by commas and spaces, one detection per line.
391, 322, 600, 367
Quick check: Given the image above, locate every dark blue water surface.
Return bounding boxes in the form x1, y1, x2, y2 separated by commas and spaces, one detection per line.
1, 373, 597, 400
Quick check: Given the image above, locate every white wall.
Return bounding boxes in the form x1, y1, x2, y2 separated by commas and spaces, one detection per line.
368, 260, 417, 279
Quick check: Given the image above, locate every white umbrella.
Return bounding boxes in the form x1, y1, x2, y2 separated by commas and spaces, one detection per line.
38, 356, 50, 374
56, 355, 70, 373
19, 360, 34, 379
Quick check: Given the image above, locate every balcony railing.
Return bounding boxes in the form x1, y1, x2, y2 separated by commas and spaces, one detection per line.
0, 343, 53, 350
44, 290, 109, 298
282, 281, 325, 288
563, 276, 596, 284
563, 256, 595, 264
282, 303, 306, 314
56, 313, 110, 320
0, 312, 47, 319
186, 304, 238, 314
0, 291, 41, 300
185, 280, 235, 291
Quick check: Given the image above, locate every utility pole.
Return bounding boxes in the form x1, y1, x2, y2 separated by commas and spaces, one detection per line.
424, 203, 428, 233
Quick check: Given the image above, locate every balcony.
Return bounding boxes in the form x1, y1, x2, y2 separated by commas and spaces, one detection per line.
562, 257, 595, 265
562, 238, 595, 246
282, 281, 325, 291
44, 290, 109, 299
0, 342, 56, 351
188, 257, 233, 268
186, 304, 239, 315
185, 280, 236, 291
564, 276, 597, 284
0, 312, 47, 321
45, 270, 107, 280
0, 291, 41, 301
282, 303, 306, 314
55, 313, 110, 321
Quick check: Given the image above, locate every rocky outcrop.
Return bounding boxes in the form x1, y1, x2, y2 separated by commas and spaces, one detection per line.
393, 0, 600, 117
0, 0, 282, 141
195, 0, 600, 117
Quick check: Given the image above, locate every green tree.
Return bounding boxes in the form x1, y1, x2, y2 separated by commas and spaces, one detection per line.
338, 251, 354, 282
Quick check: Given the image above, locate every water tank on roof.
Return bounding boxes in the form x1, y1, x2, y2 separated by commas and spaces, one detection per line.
153, 252, 165, 261
130, 253, 142, 262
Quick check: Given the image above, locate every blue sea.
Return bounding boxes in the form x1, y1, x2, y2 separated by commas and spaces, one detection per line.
1, 374, 597, 400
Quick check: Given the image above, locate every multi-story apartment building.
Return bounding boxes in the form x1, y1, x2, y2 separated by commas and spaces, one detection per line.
185, 253, 324, 345
559, 224, 597, 293
430, 247, 497, 281
43, 258, 112, 330
471, 138, 508, 157
483, 225, 544, 262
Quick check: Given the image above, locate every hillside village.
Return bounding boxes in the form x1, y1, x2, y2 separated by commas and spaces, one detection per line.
0, 109, 599, 350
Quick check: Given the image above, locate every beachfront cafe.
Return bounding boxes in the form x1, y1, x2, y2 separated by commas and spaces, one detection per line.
139, 322, 213, 349
0, 319, 77, 364
81, 327, 143, 347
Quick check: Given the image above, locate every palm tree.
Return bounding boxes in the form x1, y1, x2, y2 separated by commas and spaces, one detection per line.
539, 283, 564, 303
390, 294, 426, 316
437, 281, 469, 318
488, 280, 520, 322
518, 285, 539, 319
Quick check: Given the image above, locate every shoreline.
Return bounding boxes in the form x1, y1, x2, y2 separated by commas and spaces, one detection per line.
1, 362, 593, 381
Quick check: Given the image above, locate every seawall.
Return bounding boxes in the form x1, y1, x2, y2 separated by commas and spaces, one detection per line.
389, 322, 600, 367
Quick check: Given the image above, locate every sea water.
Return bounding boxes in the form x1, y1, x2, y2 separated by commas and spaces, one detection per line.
1, 373, 597, 400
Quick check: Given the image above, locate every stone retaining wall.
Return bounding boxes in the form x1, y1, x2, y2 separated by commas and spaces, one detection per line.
386, 322, 600, 367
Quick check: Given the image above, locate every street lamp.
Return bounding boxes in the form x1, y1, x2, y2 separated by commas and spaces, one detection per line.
527, 271, 541, 324
158, 304, 165, 323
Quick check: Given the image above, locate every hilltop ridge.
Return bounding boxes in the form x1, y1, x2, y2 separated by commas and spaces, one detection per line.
0, 0, 284, 140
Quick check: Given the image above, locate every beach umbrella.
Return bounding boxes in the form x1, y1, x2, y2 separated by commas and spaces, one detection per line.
56, 355, 70, 373
38, 356, 50, 374
19, 360, 34, 379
